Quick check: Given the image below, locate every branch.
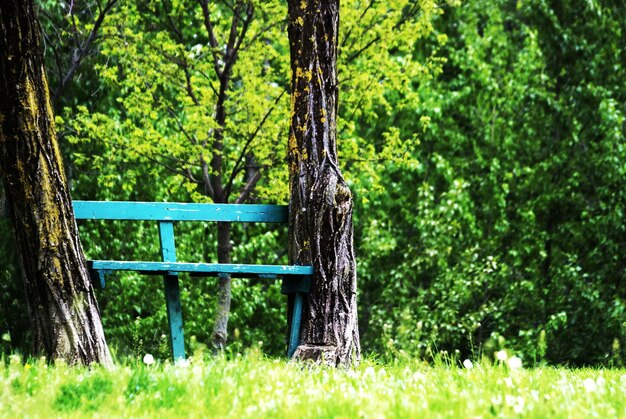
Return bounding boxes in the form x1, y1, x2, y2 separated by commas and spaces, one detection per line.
221, 1, 254, 81
200, 154, 215, 200
345, 36, 380, 63
226, 1, 243, 56
97, 136, 201, 185
341, 0, 377, 48
195, 68, 220, 97
52, 0, 118, 103
223, 88, 286, 199
235, 169, 262, 204
339, 76, 376, 136
163, 0, 185, 43
165, 106, 199, 146
197, 0, 223, 78
240, 19, 285, 53
41, 27, 64, 91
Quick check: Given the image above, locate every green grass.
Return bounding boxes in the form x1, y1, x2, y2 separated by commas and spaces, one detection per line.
1, 351, 625, 418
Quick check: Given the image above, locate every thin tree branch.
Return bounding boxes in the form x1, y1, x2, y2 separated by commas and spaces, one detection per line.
165, 106, 199, 146
97, 137, 201, 184
200, 155, 215, 199
239, 19, 285, 52
341, 0, 377, 48
197, 0, 223, 78
221, 1, 254, 82
339, 76, 376, 136
52, 0, 118, 103
41, 28, 64, 90
224, 88, 286, 199
195, 68, 220, 97
235, 169, 262, 204
345, 36, 380, 63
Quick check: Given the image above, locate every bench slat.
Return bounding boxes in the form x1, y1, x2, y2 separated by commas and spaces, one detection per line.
89, 260, 313, 278
73, 201, 288, 223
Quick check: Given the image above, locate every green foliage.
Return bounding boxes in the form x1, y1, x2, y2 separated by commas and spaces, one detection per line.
65, 0, 291, 203
124, 367, 186, 409
54, 375, 113, 412
356, 0, 626, 366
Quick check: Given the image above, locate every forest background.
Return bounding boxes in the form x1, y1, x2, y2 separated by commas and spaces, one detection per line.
1, 0, 625, 367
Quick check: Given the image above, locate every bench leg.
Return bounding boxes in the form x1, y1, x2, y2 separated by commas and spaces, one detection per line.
288, 292, 304, 358
163, 274, 186, 361
158, 220, 185, 361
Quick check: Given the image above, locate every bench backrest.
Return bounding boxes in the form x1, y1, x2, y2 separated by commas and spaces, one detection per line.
73, 201, 288, 223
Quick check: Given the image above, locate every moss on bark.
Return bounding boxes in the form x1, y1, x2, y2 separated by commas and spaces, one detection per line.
287, 0, 360, 367
0, 1, 111, 365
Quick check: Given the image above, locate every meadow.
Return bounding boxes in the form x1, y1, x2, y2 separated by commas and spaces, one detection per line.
1, 350, 625, 418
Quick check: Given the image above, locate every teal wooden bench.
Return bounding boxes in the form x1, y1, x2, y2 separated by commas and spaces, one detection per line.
73, 201, 312, 360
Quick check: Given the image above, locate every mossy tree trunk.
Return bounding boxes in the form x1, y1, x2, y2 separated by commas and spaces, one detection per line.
0, 1, 111, 365
287, 0, 360, 367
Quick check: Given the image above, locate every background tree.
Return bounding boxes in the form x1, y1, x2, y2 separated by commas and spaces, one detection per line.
358, 0, 625, 365
0, 0, 111, 364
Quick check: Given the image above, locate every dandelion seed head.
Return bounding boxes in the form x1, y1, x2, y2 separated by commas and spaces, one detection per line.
507, 356, 523, 370
582, 377, 597, 393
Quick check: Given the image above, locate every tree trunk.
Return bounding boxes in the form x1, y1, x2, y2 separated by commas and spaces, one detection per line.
287, 0, 360, 367
209, 63, 232, 352
0, 1, 111, 365
212, 221, 232, 351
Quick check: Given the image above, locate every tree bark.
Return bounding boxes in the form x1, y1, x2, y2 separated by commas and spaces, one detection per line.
0, 1, 111, 365
287, 0, 360, 367
212, 221, 232, 351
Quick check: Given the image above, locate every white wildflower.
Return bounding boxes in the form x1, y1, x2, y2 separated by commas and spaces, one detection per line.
582, 377, 597, 393
596, 376, 605, 388
463, 359, 474, 369
175, 358, 190, 368
143, 353, 155, 365
495, 350, 508, 362
192, 365, 203, 377
504, 395, 525, 414
412, 371, 425, 382
507, 356, 523, 370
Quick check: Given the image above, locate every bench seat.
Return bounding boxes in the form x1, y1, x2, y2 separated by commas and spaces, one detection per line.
89, 260, 313, 284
